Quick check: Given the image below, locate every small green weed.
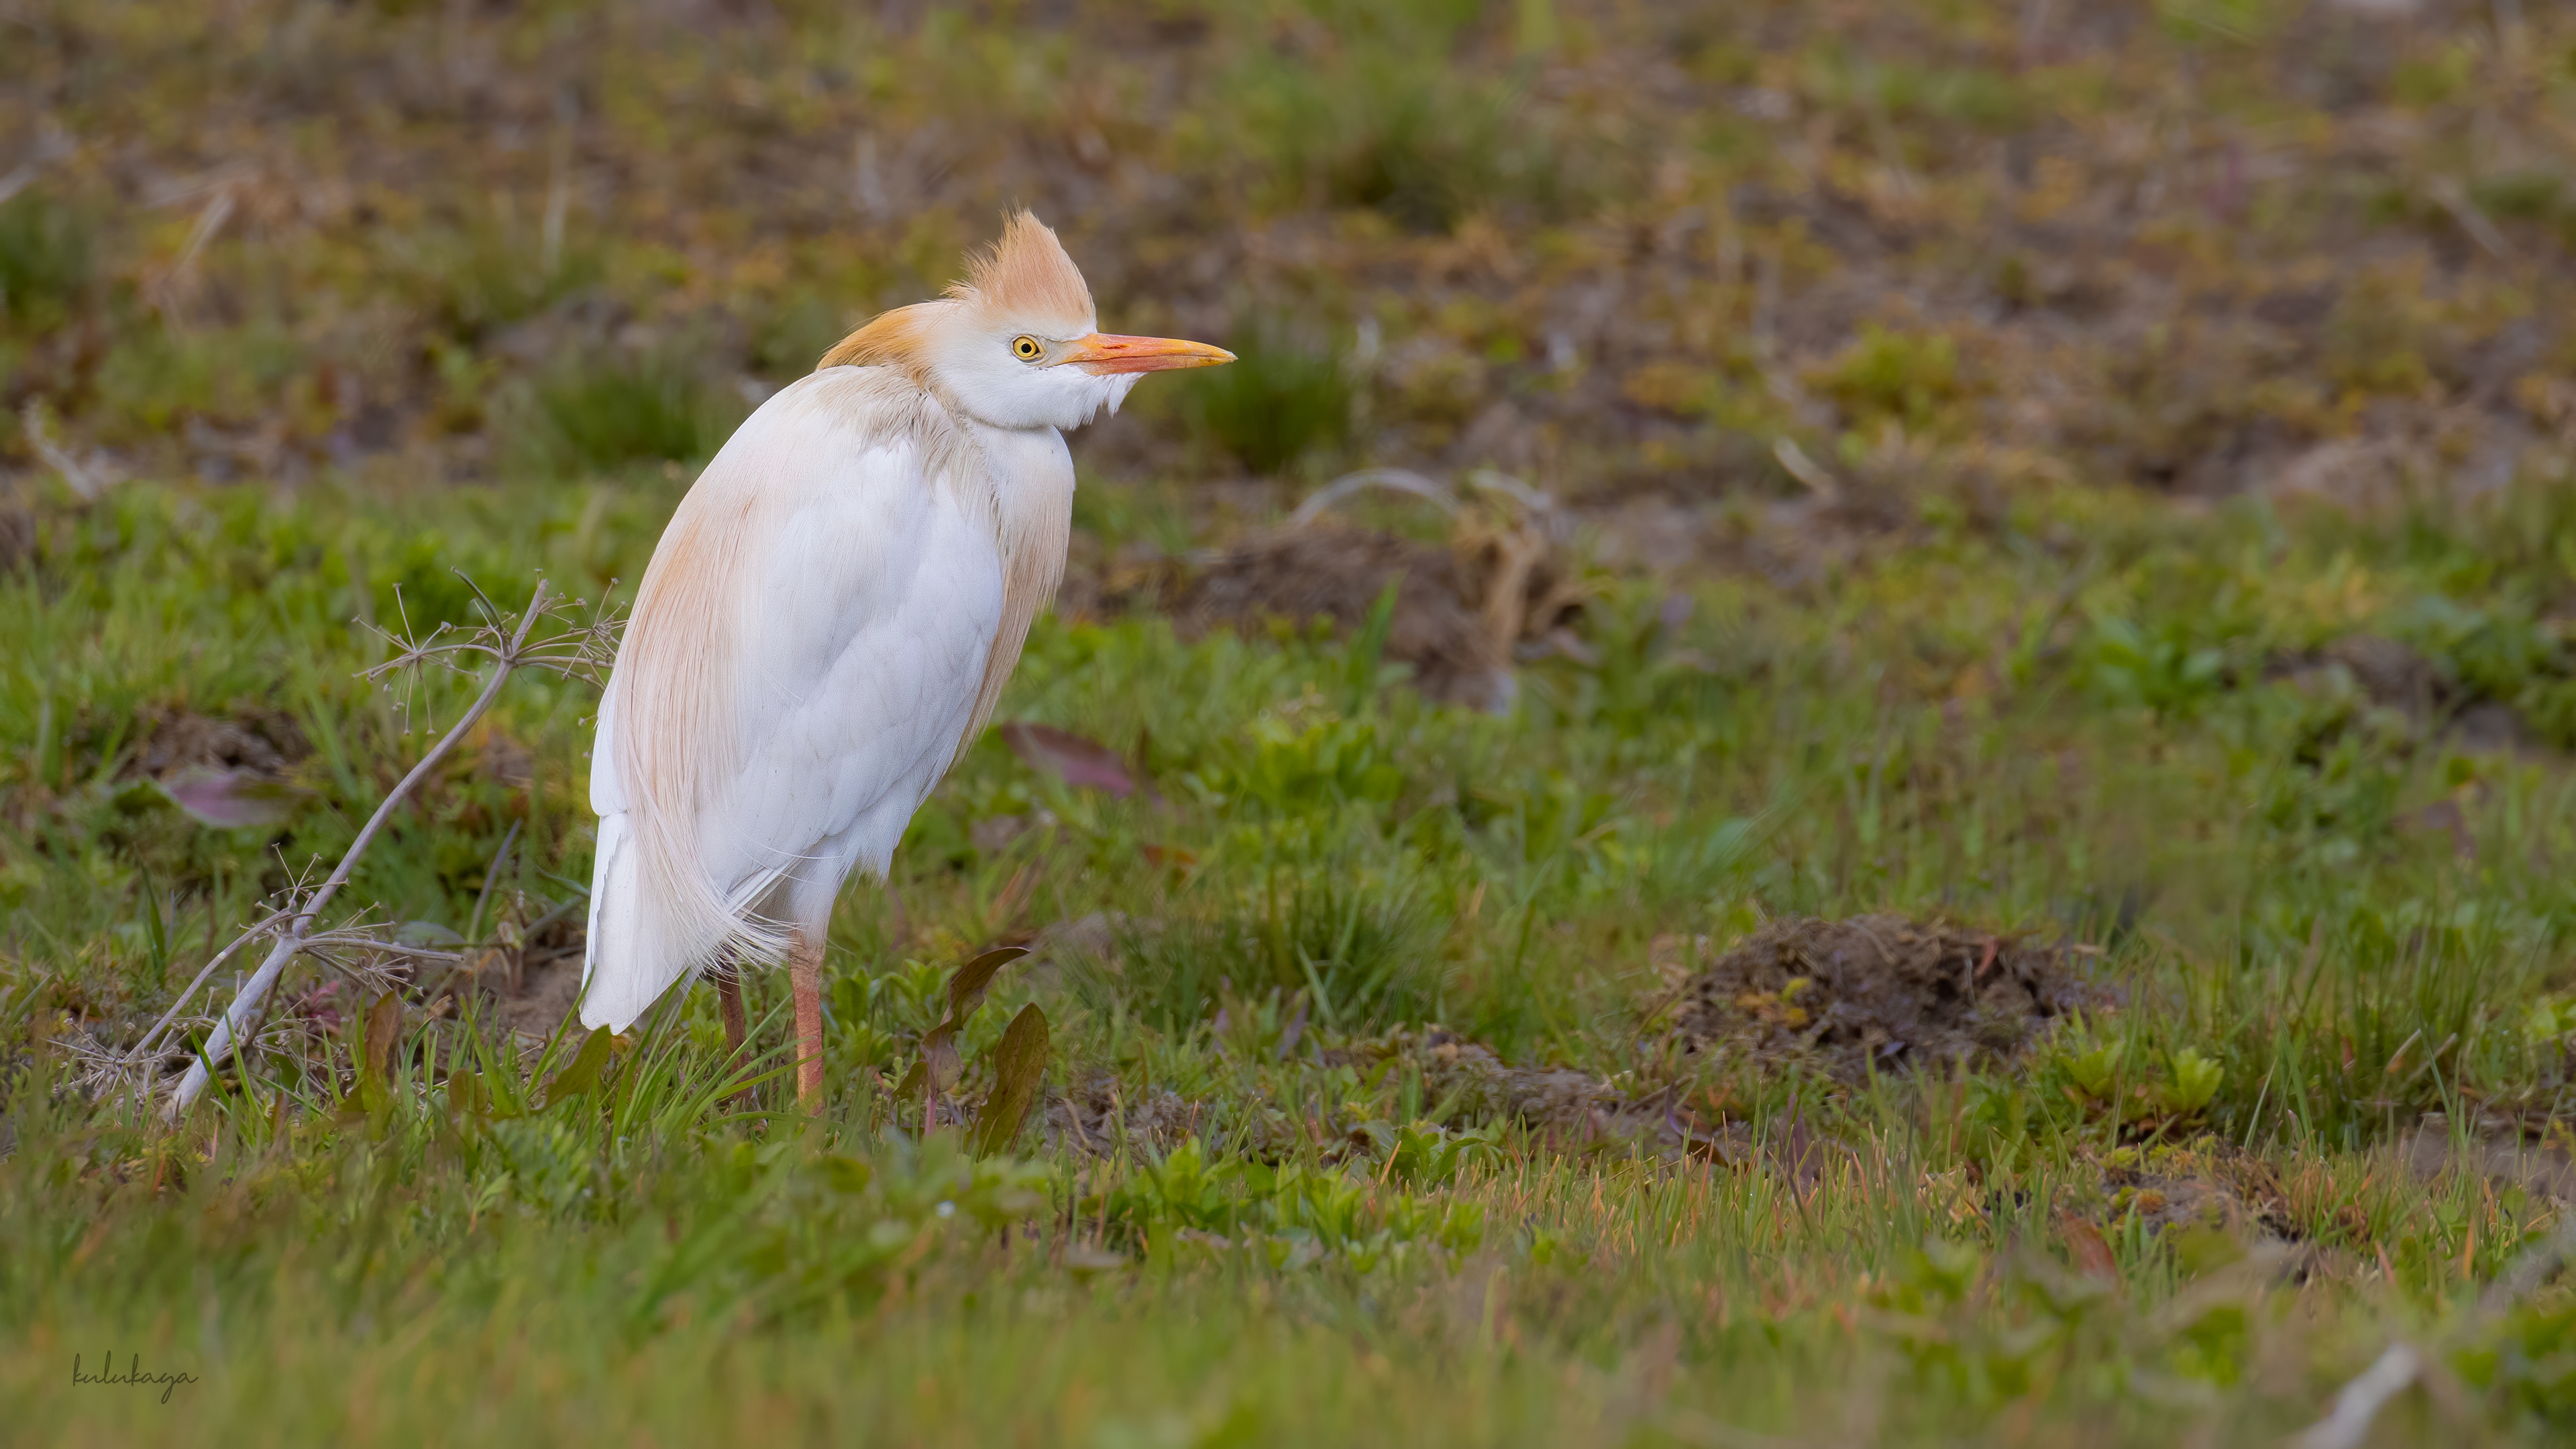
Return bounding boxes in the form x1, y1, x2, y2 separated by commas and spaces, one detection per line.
0, 190, 93, 335
1229, 43, 1599, 231
515, 348, 747, 475
1811, 325, 1966, 435
389, 212, 606, 345
1178, 315, 1352, 476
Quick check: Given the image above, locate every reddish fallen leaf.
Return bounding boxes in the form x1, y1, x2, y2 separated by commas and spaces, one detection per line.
290, 980, 347, 1032
1140, 843, 1198, 872
1000, 722, 1138, 798
2059, 1212, 2121, 1283
156, 767, 296, 828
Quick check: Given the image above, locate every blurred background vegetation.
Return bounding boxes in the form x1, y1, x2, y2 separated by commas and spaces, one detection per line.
3, 0, 2571, 508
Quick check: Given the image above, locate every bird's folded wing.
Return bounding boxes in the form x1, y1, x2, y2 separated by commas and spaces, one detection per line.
697, 437, 1004, 898
580, 369, 1006, 1032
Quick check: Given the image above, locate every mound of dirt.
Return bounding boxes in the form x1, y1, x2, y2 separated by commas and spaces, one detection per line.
1672, 915, 2096, 1081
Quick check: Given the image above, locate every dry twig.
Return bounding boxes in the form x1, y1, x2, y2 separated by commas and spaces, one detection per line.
20, 402, 121, 502
2292, 1211, 2576, 1446
159, 576, 616, 1118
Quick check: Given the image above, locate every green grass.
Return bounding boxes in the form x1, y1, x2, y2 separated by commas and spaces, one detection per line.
1177, 315, 1357, 478
0, 191, 94, 335
515, 347, 748, 476
7, 470, 2576, 1444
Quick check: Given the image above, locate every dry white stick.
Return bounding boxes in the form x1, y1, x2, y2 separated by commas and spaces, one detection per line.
2292, 1343, 2421, 1449
0, 125, 76, 209
2426, 177, 2510, 261
2296, 1211, 2576, 1445
21, 402, 111, 501
165, 583, 552, 1118
1772, 438, 1843, 504
1287, 467, 1463, 531
125, 905, 296, 1064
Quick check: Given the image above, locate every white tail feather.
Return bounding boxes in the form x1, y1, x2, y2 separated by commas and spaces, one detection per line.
581, 808, 793, 1032
581, 655, 793, 1032
578, 810, 647, 1030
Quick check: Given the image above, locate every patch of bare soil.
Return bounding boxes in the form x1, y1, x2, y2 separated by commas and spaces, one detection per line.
2271, 633, 2547, 755
1671, 914, 2097, 1081
1044, 1072, 1210, 1156
129, 704, 307, 781
1084, 516, 1583, 711
2086, 1144, 2316, 1263
1326, 1028, 1750, 1160
1173, 524, 1501, 706
447, 908, 590, 1042
2106, 1155, 2295, 1242
0, 499, 31, 571
1030, 1030, 1748, 1162
1334, 1027, 1624, 1131
2399, 1115, 2576, 1204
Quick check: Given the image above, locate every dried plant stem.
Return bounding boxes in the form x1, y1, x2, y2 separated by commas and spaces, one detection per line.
2294, 1211, 2576, 1448
165, 584, 551, 1119
2291, 1344, 2422, 1449
125, 904, 296, 1065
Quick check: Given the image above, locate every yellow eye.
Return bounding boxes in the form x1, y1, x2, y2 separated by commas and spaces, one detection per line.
1012, 335, 1042, 360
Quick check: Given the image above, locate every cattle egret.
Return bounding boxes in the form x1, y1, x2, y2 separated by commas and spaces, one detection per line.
579, 213, 1231, 1108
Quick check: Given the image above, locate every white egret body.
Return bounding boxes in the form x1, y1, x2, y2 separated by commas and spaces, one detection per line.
578, 214, 1230, 1103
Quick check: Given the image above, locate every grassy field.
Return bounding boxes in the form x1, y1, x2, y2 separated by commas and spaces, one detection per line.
9, 1, 2576, 1444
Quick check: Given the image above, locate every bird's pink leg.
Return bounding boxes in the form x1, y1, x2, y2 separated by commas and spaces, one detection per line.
790, 932, 825, 1112
715, 968, 749, 1107
716, 969, 748, 1059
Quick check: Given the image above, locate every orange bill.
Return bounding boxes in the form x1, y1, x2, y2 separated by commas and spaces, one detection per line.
1062, 333, 1236, 374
